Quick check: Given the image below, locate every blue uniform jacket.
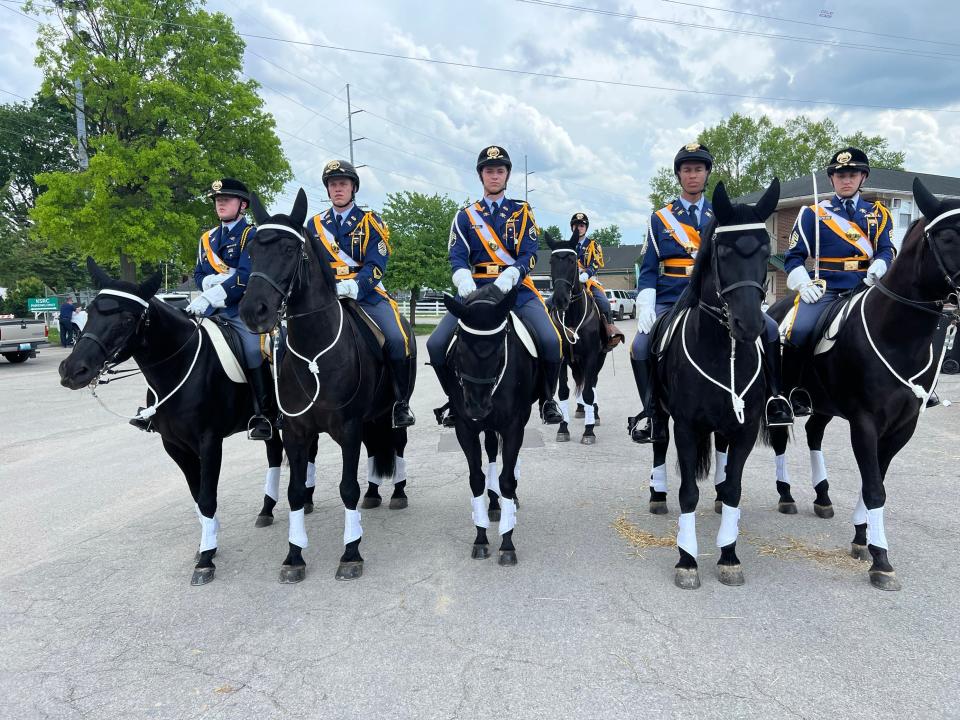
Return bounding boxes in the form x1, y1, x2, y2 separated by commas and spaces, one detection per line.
193, 217, 256, 318
304, 206, 391, 305
784, 194, 894, 291
637, 198, 714, 305
448, 198, 540, 305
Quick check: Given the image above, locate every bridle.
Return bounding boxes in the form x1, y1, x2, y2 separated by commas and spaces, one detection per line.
453, 314, 510, 397
699, 222, 769, 326
550, 247, 591, 344
247, 222, 311, 326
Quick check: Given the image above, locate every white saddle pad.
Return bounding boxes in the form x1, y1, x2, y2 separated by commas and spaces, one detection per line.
654, 308, 689, 355
200, 319, 247, 384
510, 311, 538, 358
813, 292, 867, 356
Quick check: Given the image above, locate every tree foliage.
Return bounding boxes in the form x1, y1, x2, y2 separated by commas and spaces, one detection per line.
28, 0, 291, 277
590, 224, 622, 248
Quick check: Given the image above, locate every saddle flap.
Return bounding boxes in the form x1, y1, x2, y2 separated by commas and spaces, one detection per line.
509, 311, 538, 358
653, 308, 688, 357
813, 291, 867, 355
200, 318, 247, 384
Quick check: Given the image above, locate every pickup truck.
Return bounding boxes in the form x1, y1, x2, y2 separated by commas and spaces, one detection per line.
0, 317, 50, 363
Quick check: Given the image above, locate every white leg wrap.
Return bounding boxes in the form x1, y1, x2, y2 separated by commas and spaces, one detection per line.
677, 512, 698, 558
713, 451, 728, 486
810, 450, 827, 488
576, 390, 584, 405
393, 456, 406, 484
853, 492, 868, 525
264, 466, 281, 501
366, 456, 394, 486
650, 464, 667, 493
866, 507, 888, 549
199, 514, 218, 552
514, 457, 521, 481
288, 508, 308, 549
775, 454, 790, 484
716, 503, 741, 548
485, 462, 500, 497
343, 508, 362, 545
558, 398, 570, 423
305, 461, 316, 489
472, 495, 490, 529
584, 403, 596, 425
498, 497, 517, 535
194, 503, 203, 523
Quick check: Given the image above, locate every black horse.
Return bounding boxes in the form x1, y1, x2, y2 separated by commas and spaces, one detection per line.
766, 178, 960, 591
239, 189, 412, 583
439, 284, 538, 565
651, 179, 780, 590
547, 230, 607, 445
59, 259, 285, 585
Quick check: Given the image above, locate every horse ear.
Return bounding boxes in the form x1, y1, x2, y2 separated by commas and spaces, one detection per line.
290, 188, 308, 228
139, 272, 162, 300
443, 292, 465, 319
568, 228, 578, 244
249, 193, 270, 226
753, 177, 780, 220
913, 177, 941, 221
545, 230, 557, 251
87, 256, 112, 289
712, 181, 733, 222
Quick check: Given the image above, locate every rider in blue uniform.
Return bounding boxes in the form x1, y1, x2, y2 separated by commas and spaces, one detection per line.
427, 145, 563, 426
782, 146, 895, 414
630, 143, 793, 442
570, 212, 624, 351
304, 159, 415, 428
176, 178, 275, 440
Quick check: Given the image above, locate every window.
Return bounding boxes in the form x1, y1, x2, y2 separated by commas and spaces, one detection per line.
891, 198, 901, 209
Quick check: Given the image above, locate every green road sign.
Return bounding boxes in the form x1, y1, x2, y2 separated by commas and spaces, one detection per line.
27, 297, 59, 313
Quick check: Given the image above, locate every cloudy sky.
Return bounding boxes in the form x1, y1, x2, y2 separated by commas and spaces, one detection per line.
2, 0, 959, 243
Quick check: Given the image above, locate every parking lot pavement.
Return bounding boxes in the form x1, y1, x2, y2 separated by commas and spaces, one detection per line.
2, 334, 959, 719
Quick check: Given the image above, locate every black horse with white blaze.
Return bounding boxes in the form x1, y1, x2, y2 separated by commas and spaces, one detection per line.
239, 189, 412, 583
766, 178, 960, 591
547, 231, 607, 445
439, 284, 538, 564
58, 259, 284, 585
652, 180, 780, 589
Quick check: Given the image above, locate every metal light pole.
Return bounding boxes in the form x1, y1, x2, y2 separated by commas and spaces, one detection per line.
524, 154, 535, 204
346, 84, 365, 164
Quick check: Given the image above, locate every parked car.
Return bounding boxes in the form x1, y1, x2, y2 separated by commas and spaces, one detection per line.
605, 289, 636, 320
156, 293, 192, 311
0, 316, 49, 363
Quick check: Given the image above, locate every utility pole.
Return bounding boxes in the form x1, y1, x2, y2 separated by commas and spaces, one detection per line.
345, 84, 365, 164
524, 154, 535, 204
57, 1, 88, 169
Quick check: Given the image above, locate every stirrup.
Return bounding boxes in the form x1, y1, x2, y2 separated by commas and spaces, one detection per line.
765, 395, 794, 427
247, 415, 273, 441
788, 387, 812, 416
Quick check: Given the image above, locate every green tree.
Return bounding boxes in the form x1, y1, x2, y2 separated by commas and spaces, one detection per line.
539, 223, 563, 251
28, 0, 291, 280
648, 167, 680, 211
591, 224, 622, 248
381, 191, 459, 326
0, 275, 46, 317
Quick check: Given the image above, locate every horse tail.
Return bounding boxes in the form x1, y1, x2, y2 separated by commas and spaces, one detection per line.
364, 416, 396, 481
694, 431, 713, 482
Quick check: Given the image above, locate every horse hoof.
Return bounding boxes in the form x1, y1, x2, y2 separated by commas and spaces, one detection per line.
190, 567, 215, 586
335, 561, 364, 580
254, 514, 274, 528
574, 405, 585, 418
714, 500, 722, 515
471, 544, 490, 560
813, 503, 835, 519
580, 434, 596, 445
674, 567, 701, 590
777, 501, 798, 515
850, 543, 870, 561
869, 570, 902, 591
304, 502, 314, 515
360, 495, 382, 509
649, 501, 668, 515
718, 564, 745, 586
389, 496, 408, 510
279, 564, 306, 584
498, 550, 518, 566
556, 431, 570, 442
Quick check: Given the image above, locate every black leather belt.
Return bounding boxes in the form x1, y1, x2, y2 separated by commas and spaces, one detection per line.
819, 259, 869, 272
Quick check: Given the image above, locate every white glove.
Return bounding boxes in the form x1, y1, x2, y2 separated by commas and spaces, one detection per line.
578, 271, 589, 283
494, 266, 521, 294
864, 259, 887, 286
636, 287, 656, 334
186, 295, 211, 316
201, 270, 235, 291
336, 279, 359, 299
201, 283, 228, 309
452, 268, 476, 298
787, 266, 824, 304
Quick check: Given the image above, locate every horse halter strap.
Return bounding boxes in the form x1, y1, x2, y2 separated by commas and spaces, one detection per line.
247, 222, 308, 319
701, 222, 768, 322
923, 208, 960, 293
77, 288, 151, 359
455, 319, 510, 392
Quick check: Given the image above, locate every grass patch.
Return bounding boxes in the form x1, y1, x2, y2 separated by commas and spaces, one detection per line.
612, 514, 674, 555
413, 324, 437, 335
746, 535, 864, 570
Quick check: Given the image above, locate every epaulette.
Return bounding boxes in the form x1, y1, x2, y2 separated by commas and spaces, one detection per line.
239, 225, 254, 251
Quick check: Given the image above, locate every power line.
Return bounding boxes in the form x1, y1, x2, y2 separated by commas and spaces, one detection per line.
5, 0, 959, 114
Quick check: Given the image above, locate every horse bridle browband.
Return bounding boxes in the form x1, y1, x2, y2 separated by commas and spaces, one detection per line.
247, 222, 311, 323
455, 317, 510, 390
701, 222, 769, 324
922, 208, 960, 295
76, 288, 151, 362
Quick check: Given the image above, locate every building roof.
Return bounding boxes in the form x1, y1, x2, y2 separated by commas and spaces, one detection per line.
736, 168, 960, 205
598, 244, 645, 271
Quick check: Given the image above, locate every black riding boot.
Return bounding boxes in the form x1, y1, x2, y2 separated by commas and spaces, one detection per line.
763, 337, 794, 427
629, 354, 667, 443
781, 344, 812, 416
247, 364, 276, 441
601, 310, 625, 352
540, 361, 563, 424
390, 357, 416, 428
430, 362, 457, 427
